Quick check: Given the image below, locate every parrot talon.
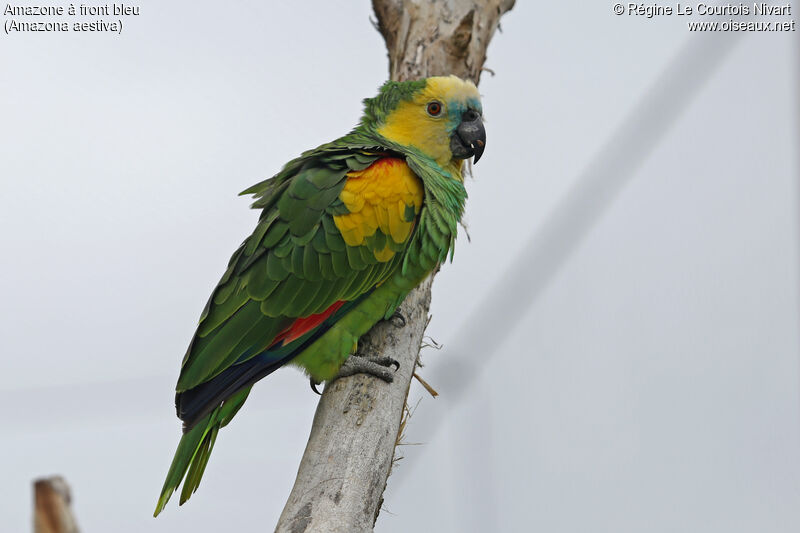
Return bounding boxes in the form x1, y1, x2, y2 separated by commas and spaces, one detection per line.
336, 353, 399, 383
310, 379, 322, 395
389, 311, 406, 329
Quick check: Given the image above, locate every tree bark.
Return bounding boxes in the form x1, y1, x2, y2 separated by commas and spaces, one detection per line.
373, 0, 515, 83
33, 477, 80, 533
275, 2, 514, 532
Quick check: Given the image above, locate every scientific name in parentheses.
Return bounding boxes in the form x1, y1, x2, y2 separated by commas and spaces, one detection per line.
625, 3, 792, 16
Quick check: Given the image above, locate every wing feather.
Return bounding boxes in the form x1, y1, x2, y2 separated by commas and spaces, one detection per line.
176, 150, 422, 398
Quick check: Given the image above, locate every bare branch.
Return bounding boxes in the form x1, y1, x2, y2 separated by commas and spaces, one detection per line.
372, 0, 516, 83
33, 477, 79, 533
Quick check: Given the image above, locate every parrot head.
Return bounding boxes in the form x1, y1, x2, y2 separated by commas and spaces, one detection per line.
361, 76, 485, 168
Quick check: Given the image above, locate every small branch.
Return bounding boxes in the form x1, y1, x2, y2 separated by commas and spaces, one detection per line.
412, 371, 439, 398
275, 2, 514, 531
33, 477, 80, 533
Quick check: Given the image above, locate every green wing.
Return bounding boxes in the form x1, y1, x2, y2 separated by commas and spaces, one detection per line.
176, 143, 405, 395
156, 138, 424, 516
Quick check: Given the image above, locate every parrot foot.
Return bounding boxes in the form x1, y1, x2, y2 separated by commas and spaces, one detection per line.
389, 310, 406, 329
310, 378, 322, 395
336, 353, 400, 383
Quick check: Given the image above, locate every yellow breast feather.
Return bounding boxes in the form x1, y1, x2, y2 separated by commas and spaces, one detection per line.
333, 157, 423, 262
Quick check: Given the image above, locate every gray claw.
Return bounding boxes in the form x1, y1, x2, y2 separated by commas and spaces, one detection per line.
389, 311, 406, 329
336, 354, 399, 383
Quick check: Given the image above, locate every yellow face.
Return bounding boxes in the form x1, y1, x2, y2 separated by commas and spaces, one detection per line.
377, 76, 483, 167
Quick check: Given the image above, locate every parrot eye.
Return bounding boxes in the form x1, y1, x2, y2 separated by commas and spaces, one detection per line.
426, 101, 443, 117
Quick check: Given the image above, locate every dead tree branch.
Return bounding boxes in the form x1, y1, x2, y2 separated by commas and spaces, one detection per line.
33, 477, 79, 533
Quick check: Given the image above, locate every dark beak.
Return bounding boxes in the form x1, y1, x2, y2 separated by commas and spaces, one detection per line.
451, 109, 486, 164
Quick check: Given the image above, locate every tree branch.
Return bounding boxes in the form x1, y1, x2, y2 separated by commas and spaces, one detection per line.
33, 477, 80, 533
275, 2, 514, 531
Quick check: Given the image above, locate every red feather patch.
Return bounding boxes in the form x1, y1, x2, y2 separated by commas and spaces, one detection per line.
271, 301, 346, 347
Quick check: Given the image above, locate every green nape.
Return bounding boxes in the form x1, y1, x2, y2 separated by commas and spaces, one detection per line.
359, 79, 428, 128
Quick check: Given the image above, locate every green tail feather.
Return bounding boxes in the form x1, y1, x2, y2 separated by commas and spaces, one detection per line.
154, 387, 250, 517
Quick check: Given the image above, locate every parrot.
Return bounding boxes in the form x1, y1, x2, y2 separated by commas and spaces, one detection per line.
154, 75, 486, 516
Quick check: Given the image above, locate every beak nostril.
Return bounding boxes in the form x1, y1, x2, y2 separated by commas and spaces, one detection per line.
463, 109, 479, 122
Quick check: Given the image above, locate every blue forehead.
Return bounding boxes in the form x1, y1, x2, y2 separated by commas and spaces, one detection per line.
445, 97, 482, 129
448, 97, 482, 114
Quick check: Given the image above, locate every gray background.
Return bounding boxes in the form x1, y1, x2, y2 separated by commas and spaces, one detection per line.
1, 1, 798, 532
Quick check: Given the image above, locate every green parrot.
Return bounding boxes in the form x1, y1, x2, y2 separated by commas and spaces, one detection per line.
154, 75, 486, 516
